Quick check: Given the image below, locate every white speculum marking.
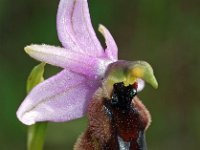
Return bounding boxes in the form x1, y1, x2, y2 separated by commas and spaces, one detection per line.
117, 136, 130, 150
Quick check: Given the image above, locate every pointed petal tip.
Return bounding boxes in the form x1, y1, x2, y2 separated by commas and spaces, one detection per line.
98, 24, 105, 34
98, 24, 118, 60
24, 45, 32, 54
24, 44, 40, 55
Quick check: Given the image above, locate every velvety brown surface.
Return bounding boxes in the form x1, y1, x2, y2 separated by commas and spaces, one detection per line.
74, 87, 151, 150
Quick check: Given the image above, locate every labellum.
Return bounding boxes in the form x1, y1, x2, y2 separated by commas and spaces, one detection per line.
74, 82, 151, 150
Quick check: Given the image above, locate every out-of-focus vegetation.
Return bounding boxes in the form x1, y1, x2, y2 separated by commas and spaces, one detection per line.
0, 0, 200, 149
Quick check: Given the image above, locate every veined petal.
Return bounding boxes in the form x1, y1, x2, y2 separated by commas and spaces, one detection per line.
17, 69, 100, 125
57, 0, 103, 56
99, 24, 118, 61
25, 44, 108, 79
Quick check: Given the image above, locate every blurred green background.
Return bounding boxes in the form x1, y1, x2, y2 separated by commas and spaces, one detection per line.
0, 0, 200, 149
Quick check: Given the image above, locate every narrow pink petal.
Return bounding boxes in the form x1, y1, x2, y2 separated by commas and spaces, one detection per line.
25, 44, 108, 79
17, 69, 100, 125
99, 24, 118, 61
57, 0, 103, 56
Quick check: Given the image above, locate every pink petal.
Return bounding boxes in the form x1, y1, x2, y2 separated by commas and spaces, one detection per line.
25, 44, 110, 79
99, 24, 118, 61
57, 0, 103, 56
17, 69, 100, 125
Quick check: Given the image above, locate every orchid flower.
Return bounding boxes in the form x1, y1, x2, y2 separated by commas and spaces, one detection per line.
17, 0, 158, 126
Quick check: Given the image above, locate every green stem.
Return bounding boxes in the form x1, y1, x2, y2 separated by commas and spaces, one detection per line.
26, 63, 47, 150
27, 122, 48, 150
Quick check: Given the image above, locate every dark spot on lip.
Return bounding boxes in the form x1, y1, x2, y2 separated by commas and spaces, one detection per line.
103, 82, 138, 118
111, 82, 137, 111
102, 82, 148, 149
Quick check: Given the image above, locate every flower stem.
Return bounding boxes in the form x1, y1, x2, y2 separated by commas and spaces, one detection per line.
27, 122, 48, 150
26, 63, 47, 150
